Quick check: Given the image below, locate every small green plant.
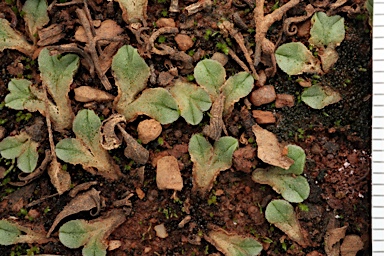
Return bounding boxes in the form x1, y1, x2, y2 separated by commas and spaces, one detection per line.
22, 0, 49, 43
215, 42, 229, 55
59, 209, 126, 256
0, 131, 39, 173
5, 48, 79, 131
55, 109, 121, 180
252, 145, 309, 203
265, 200, 307, 247
0, 220, 51, 246
205, 227, 263, 256
276, 12, 345, 75
188, 134, 238, 195
301, 84, 341, 109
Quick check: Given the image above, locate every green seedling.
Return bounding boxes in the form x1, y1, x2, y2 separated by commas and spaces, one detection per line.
170, 80, 212, 125
188, 134, 238, 195
5, 48, 79, 131
55, 109, 122, 180
366, 0, 373, 27
276, 12, 345, 75
112, 45, 180, 124
265, 200, 307, 247
194, 59, 254, 115
59, 209, 126, 256
0, 219, 51, 246
301, 84, 341, 109
205, 227, 263, 256
252, 145, 310, 203
0, 132, 39, 173
22, 0, 49, 43
0, 18, 35, 56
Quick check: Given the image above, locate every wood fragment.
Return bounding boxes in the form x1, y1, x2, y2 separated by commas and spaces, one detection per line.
203, 94, 228, 141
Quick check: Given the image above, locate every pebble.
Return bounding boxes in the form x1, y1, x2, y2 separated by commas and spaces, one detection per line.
156, 18, 176, 28
156, 156, 183, 191
174, 34, 194, 51
137, 119, 162, 144
275, 94, 295, 108
211, 52, 228, 66
249, 85, 276, 106
252, 110, 276, 124
154, 224, 168, 238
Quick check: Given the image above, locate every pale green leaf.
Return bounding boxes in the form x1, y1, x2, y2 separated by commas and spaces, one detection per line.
170, 80, 212, 125
0, 220, 21, 246
4, 79, 33, 110
0, 133, 29, 159
189, 134, 238, 195
309, 12, 345, 48
122, 88, 180, 124
283, 145, 306, 175
194, 59, 226, 98
22, 0, 49, 41
112, 45, 150, 108
82, 236, 107, 256
366, 0, 373, 26
55, 138, 95, 165
38, 48, 79, 130
59, 220, 90, 249
301, 84, 341, 109
17, 139, 39, 173
252, 167, 310, 203
275, 42, 322, 75
0, 18, 35, 56
207, 228, 263, 256
73, 109, 102, 149
265, 200, 307, 246
221, 72, 254, 115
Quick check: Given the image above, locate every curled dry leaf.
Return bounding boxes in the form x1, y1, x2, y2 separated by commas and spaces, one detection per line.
203, 94, 226, 141
156, 156, 183, 191
47, 188, 101, 237
252, 124, 294, 169
100, 114, 126, 150
324, 221, 348, 256
117, 125, 149, 165
137, 119, 162, 144
74, 86, 114, 103
48, 158, 71, 195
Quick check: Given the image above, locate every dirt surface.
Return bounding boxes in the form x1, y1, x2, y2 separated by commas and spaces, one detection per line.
0, 0, 372, 255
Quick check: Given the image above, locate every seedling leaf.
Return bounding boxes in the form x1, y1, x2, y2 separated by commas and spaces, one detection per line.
59, 209, 126, 256
252, 167, 310, 203
112, 45, 150, 108
4, 79, 33, 110
56, 109, 122, 180
265, 200, 307, 247
284, 145, 306, 175
22, 0, 49, 42
0, 132, 39, 173
0, 18, 35, 56
206, 227, 263, 256
301, 84, 341, 109
309, 12, 345, 48
122, 88, 180, 124
275, 42, 322, 75
189, 134, 238, 195
221, 72, 254, 115
0, 219, 51, 245
170, 80, 212, 125
194, 59, 226, 99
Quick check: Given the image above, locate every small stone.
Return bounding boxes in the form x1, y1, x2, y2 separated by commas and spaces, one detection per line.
136, 187, 145, 200
249, 85, 276, 106
0, 126, 6, 140
156, 18, 176, 28
108, 240, 122, 251
156, 156, 183, 191
27, 209, 40, 219
211, 52, 228, 66
275, 94, 295, 108
252, 110, 276, 124
74, 86, 114, 102
144, 247, 152, 253
137, 119, 162, 144
154, 223, 168, 238
174, 34, 194, 51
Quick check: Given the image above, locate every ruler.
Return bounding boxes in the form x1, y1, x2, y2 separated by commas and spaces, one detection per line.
373, 1, 384, 255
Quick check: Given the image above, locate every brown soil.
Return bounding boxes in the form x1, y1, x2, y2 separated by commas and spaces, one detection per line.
0, 0, 371, 255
